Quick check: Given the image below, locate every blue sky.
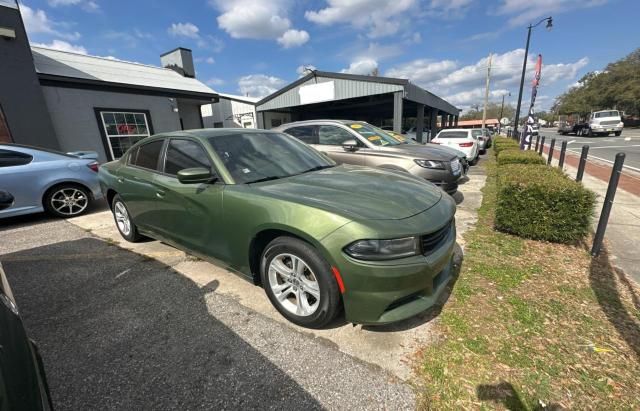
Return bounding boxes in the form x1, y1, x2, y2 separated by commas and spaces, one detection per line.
18, 0, 640, 111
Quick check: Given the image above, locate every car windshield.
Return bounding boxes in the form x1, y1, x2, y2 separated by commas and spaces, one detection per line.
347, 123, 401, 146
438, 131, 468, 139
595, 111, 619, 118
208, 132, 335, 184
371, 126, 415, 144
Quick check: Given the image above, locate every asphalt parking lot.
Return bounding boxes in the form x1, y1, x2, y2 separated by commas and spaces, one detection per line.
539, 128, 640, 171
0, 160, 487, 409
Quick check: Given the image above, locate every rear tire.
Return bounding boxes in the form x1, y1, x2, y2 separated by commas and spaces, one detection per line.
615, 131, 622, 136
261, 236, 341, 328
587, 128, 593, 137
111, 194, 142, 242
44, 184, 91, 218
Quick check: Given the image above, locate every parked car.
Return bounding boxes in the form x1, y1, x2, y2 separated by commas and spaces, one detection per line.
383, 129, 469, 176
99, 129, 457, 328
0, 144, 102, 219
0, 191, 54, 410
471, 129, 487, 154
432, 129, 480, 165
274, 120, 462, 195
480, 128, 493, 148
405, 126, 432, 141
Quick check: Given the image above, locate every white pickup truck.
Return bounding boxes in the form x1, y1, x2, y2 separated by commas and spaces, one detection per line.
585, 110, 624, 136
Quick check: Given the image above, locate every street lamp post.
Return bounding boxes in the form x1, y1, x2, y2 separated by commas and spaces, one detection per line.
513, 16, 552, 138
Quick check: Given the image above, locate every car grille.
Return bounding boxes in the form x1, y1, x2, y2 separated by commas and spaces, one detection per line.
450, 159, 461, 174
600, 120, 619, 126
421, 220, 453, 255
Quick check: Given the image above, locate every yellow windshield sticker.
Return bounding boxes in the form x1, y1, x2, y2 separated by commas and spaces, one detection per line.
391, 134, 405, 141
367, 135, 381, 141
350, 124, 363, 129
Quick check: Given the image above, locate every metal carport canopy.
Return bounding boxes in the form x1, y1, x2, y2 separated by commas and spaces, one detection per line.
254, 70, 459, 116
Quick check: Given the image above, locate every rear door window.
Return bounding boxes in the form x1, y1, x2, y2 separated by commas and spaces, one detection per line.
283, 126, 318, 144
0, 149, 33, 167
438, 131, 469, 139
132, 140, 164, 171
164, 139, 212, 176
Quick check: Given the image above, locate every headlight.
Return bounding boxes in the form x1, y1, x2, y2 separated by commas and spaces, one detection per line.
344, 237, 419, 260
414, 159, 445, 169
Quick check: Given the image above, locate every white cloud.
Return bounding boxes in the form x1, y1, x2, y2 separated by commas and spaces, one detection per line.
211, 0, 308, 46
197, 35, 225, 53
277, 29, 310, 48
238, 74, 286, 97
32, 39, 88, 54
47, 0, 99, 12
296, 65, 317, 77
20, 4, 81, 40
341, 58, 378, 75
206, 77, 225, 86
427, 0, 473, 18
206, 57, 215, 64
168, 22, 200, 39
496, 0, 607, 26
385, 49, 589, 111
305, 0, 417, 38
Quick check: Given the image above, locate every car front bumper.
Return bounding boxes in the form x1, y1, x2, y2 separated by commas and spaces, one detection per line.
408, 164, 461, 195
320, 198, 457, 325
591, 125, 623, 132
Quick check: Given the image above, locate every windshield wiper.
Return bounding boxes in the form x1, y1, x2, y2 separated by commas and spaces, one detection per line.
247, 176, 283, 184
300, 165, 335, 174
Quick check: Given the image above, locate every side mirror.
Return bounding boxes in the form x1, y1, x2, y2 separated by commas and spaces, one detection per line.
342, 139, 359, 151
177, 167, 215, 184
0, 190, 14, 211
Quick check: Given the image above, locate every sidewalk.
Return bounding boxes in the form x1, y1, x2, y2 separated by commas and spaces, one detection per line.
540, 144, 640, 284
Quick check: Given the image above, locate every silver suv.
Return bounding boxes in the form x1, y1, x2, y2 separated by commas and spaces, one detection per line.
274, 120, 462, 194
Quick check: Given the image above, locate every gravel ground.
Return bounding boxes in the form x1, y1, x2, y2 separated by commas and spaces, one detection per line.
0, 218, 414, 410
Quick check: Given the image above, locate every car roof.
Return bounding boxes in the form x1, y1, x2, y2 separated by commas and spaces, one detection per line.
151, 128, 283, 140
438, 129, 470, 132
275, 119, 361, 128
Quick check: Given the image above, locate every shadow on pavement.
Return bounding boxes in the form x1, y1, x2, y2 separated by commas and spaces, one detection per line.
476, 382, 562, 410
2, 237, 321, 409
589, 246, 640, 360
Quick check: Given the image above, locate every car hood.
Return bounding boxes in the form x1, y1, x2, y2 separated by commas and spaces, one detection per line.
251, 164, 443, 220
377, 144, 458, 161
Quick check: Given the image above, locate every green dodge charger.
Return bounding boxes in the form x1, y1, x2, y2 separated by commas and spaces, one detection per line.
98, 129, 456, 328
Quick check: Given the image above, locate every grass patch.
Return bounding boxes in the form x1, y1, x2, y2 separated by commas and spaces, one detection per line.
415, 150, 640, 409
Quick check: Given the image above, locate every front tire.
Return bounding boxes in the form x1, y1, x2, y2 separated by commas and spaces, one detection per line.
111, 194, 142, 242
260, 236, 341, 328
44, 184, 91, 218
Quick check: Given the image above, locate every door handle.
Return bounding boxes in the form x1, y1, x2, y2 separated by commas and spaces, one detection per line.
156, 190, 165, 198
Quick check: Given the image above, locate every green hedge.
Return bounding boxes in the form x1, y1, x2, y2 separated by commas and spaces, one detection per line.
493, 138, 521, 156
497, 149, 546, 166
495, 165, 595, 243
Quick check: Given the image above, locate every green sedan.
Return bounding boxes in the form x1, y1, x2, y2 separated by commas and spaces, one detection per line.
98, 129, 456, 328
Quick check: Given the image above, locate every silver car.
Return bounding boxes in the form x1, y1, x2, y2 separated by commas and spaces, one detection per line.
275, 120, 462, 194
0, 144, 103, 219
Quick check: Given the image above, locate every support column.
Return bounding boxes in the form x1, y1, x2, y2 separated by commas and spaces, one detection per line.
415, 103, 425, 143
393, 91, 403, 133
454, 115, 459, 127
429, 109, 438, 141
257, 111, 265, 129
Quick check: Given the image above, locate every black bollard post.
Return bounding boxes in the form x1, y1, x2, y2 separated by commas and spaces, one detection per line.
547, 138, 555, 165
576, 145, 590, 182
591, 153, 626, 256
558, 140, 568, 169
538, 136, 545, 156
534, 135, 540, 152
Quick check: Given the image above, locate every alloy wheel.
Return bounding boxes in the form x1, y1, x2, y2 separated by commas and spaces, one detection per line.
114, 201, 132, 236
50, 188, 88, 216
268, 253, 320, 317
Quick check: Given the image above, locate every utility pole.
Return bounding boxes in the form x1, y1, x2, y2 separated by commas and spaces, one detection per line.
482, 53, 492, 130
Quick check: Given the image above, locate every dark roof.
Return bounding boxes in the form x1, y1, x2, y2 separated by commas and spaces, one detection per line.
160, 47, 193, 57
255, 70, 408, 106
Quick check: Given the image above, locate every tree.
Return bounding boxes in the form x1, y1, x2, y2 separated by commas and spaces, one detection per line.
460, 102, 515, 121
553, 48, 640, 117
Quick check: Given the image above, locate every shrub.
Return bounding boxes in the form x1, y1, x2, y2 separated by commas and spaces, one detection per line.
495, 165, 595, 243
497, 149, 545, 166
493, 138, 521, 156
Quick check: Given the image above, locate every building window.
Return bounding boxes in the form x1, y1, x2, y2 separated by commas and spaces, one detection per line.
99, 111, 151, 159
213, 122, 223, 128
